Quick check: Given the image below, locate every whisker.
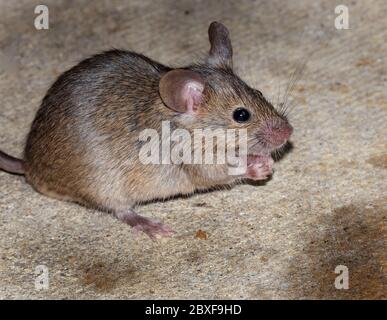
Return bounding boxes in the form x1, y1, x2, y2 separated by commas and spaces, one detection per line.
282, 58, 308, 115
280, 43, 327, 116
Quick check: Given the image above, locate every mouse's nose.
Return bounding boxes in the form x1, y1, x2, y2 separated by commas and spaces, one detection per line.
261, 118, 293, 148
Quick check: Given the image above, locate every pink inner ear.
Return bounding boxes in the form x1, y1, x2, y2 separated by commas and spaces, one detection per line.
183, 82, 204, 114
159, 69, 205, 113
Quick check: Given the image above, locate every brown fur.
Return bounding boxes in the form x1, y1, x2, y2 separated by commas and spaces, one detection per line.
1, 22, 291, 237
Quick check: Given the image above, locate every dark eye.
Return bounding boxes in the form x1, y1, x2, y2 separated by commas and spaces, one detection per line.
232, 107, 251, 123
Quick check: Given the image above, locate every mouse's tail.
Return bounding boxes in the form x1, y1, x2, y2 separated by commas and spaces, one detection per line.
0, 150, 25, 175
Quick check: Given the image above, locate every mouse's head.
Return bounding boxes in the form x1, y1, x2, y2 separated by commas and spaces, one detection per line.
159, 21, 292, 159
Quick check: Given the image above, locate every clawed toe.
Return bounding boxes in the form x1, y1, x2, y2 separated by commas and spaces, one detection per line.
117, 210, 175, 240
133, 219, 175, 240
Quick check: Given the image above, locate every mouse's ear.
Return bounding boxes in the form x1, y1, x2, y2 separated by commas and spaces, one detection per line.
159, 69, 204, 113
207, 21, 233, 69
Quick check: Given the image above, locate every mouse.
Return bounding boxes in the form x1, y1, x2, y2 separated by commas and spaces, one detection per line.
0, 22, 292, 240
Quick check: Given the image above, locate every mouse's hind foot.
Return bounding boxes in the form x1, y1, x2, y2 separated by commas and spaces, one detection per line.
115, 210, 175, 240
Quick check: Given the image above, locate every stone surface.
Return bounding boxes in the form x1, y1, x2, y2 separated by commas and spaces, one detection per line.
0, 0, 385, 299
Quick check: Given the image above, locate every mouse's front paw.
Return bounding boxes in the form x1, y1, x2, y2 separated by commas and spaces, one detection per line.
245, 155, 274, 180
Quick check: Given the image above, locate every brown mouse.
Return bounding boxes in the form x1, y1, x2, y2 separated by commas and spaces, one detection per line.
0, 22, 292, 239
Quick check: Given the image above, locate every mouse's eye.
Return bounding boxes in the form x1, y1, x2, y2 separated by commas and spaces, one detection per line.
232, 107, 251, 123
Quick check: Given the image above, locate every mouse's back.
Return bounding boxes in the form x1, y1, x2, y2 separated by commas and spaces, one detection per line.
23, 50, 171, 208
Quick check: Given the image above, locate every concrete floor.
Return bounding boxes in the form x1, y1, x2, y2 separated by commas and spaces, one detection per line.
0, 0, 386, 299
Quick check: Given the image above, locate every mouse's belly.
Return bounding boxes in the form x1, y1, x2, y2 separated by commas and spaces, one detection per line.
25, 164, 195, 212
125, 164, 197, 203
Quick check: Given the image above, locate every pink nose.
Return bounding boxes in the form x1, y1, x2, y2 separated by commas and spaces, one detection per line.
263, 119, 293, 147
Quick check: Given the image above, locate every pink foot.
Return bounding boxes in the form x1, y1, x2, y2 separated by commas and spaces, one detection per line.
117, 211, 175, 240
245, 155, 274, 180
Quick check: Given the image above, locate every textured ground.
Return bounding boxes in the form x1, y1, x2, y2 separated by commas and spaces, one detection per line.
0, 0, 386, 299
